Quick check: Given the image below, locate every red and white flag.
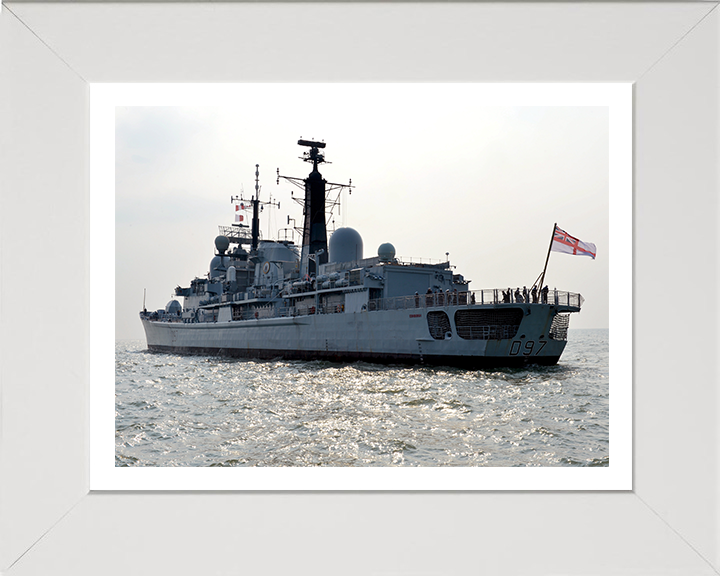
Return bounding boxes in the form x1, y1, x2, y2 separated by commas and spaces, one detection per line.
552, 226, 596, 259
235, 214, 244, 222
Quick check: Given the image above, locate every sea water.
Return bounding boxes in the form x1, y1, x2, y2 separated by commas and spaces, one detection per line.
115, 329, 609, 467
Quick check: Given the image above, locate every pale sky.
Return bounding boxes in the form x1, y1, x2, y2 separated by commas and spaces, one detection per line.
116, 85, 612, 341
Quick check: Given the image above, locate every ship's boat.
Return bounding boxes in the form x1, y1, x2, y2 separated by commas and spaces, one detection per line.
140, 139, 583, 368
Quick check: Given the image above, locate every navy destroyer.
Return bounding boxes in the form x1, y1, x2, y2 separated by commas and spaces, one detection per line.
140, 139, 583, 367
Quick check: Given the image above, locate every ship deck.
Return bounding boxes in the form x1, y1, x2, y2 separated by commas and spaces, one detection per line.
141, 288, 583, 324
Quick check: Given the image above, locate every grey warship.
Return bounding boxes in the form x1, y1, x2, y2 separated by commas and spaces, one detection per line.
140, 139, 583, 367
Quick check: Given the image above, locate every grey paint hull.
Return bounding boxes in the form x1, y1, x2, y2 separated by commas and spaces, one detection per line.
142, 304, 568, 368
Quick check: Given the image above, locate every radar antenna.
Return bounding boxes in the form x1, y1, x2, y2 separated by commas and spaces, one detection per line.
297, 139, 327, 170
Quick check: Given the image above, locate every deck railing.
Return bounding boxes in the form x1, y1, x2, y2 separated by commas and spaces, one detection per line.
368, 289, 583, 312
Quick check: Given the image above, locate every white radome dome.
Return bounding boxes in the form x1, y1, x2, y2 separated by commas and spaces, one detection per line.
329, 227, 364, 263
377, 242, 396, 261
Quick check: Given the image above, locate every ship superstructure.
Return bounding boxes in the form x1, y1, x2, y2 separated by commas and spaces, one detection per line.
140, 139, 583, 367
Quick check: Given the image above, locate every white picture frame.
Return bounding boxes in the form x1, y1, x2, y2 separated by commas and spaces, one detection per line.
1, 2, 718, 574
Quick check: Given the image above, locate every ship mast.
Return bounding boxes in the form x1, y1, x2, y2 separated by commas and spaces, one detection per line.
300, 140, 329, 275
277, 139, 353, 277
251, 164, 261, 251
230, 165, 279, 252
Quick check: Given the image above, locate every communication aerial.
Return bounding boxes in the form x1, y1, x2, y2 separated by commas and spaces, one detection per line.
229, 164, 280, 252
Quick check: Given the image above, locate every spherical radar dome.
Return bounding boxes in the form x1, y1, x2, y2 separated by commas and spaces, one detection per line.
378, 242, 396, 261
165, 300, 182, 314
214, 235, 230, 253
329, 227, 364, 263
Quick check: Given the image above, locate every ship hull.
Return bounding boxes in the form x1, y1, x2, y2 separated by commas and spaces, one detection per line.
145, 343, 560, 368
141, 303, 570, 368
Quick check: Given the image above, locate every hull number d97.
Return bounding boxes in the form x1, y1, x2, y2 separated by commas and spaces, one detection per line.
509, 340, 548, 356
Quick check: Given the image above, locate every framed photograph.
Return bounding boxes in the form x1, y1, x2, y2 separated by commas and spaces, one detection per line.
2, 2, 718, 574
95, 82, 630, 492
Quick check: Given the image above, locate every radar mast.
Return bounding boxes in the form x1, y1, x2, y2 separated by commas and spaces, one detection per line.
277, 139, 353, 277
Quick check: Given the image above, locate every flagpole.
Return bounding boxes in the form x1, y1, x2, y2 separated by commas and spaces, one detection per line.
537, 223, 556, 293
